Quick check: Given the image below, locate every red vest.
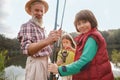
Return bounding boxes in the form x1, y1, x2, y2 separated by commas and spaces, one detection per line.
73, 28, 114, 80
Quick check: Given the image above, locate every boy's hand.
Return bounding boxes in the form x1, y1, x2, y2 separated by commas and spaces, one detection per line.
48, 63, 58, 74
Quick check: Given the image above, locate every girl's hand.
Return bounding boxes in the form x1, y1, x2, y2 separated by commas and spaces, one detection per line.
66, 46, 75, 52
48, 63, 58, 74
56, 59, 63, 66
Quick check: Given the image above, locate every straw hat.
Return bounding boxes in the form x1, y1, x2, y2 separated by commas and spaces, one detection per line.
25, 0, 49, 15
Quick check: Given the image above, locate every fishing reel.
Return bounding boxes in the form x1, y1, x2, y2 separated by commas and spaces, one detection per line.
61, 50, 68, 63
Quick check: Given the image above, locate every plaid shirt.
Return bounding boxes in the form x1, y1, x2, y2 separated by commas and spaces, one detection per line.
17, 19, 52, 57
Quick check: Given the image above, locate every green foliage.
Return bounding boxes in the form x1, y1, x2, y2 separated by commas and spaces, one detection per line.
100, 29, 120, 60
115, 77, 120, 80
0, 50, 7, 72
0, 34, 21, 58
0, 50, 8, 79
111, 49, 120, 66
106, 29, 120, 44
6, 54, 27, 68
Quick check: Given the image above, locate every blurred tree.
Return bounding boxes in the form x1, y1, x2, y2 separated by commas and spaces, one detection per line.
0, 50, 8, 79
111, 49, 120, 66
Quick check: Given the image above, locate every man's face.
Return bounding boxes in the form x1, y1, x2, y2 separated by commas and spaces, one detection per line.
30, 2, 45, 20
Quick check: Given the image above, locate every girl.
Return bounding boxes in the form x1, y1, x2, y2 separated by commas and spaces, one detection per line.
48, 9, 114, 80
57, 33, 76, 80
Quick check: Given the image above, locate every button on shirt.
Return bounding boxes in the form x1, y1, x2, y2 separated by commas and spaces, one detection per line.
17, 19, 52, 57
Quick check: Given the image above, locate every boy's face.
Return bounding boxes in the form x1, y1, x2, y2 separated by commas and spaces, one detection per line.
76, 20, 91, 33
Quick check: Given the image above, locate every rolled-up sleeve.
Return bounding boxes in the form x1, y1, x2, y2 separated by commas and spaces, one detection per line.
17, 24, 33, 55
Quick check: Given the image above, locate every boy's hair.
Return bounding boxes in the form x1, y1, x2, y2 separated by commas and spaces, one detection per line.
74, 9, 98, 32
61, 33, 76, 49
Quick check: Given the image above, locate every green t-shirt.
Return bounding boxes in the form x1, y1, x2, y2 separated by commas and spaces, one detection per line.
58, 37, 98, 76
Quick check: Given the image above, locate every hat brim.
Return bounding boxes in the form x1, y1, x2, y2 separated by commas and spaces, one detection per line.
25, 0, 49, 15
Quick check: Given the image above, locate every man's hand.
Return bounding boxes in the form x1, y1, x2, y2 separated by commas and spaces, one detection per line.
47, 30, 62, 44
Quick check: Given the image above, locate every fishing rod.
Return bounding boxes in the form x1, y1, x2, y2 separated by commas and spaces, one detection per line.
60, 0, 66, 28
49, 0, 59, 80
49, 0, 66, 80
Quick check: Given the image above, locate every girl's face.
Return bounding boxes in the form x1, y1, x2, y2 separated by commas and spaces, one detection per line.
62, 38, 72, 49
76, 20, 92, 33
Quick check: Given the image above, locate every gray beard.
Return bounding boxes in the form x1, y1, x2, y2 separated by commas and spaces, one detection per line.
32, 16, 44, 28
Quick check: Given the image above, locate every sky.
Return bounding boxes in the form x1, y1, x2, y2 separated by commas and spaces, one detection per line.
0, 0, 120, 38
